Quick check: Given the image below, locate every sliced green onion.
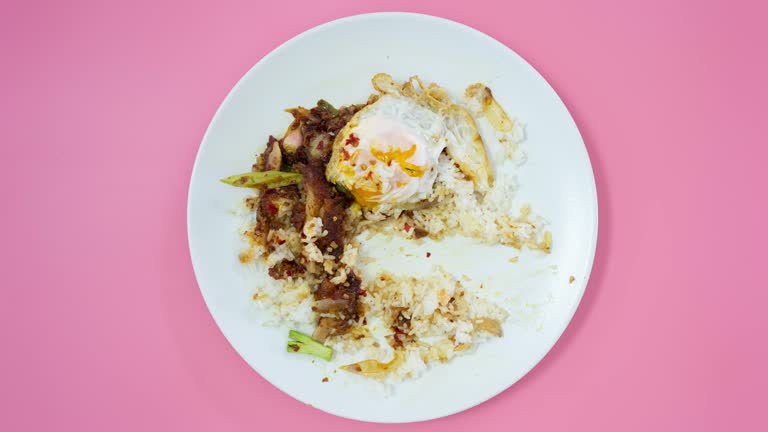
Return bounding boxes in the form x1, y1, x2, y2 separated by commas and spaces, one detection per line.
287, 330, 332, 361
334, 183, 351, 196
317, 99, 338, 115
220, 171, 302, 189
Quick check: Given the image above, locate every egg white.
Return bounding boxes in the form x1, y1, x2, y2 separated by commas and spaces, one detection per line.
326, 95, 448, 208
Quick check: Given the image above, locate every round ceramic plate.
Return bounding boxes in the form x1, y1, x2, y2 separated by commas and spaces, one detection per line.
188, 13, 597, 423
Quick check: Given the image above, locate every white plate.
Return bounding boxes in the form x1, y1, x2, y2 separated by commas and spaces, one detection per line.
188, 13, 597, 423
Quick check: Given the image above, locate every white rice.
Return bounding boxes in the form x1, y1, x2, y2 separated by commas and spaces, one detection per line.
326, 267, 508, 381
241, 90, 550, 382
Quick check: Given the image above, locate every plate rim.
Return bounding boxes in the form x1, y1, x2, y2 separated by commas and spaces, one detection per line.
187, 11, 598, 423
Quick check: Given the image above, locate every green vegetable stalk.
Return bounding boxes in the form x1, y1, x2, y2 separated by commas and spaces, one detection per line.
334, 182, 351, 196
220, 171, 302, 189
317, 99, 338, 115
286, 330, 333, 361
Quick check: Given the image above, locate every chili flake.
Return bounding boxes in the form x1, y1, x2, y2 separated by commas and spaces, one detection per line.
345, 133, 359, 147
266, 202, 278, 216
404, 223, 411, 232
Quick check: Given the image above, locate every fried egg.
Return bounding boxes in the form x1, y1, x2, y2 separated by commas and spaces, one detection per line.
326, 74, 494, 208
326, 94, 448, 208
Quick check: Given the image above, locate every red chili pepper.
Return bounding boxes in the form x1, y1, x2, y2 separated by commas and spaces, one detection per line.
277, 238, 286, 245
342, 149, 351, 160
345, 133, 359, 147
366, 171, 373, 179
317, 140, 324, 150
266, 202, 278, 215
358, 288, 367, 297
426, 252, 431, 258
290, 344, 300, 352
404, 223, 411, 232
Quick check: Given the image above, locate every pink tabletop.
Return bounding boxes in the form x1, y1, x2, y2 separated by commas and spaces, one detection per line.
2, 1, 767, 430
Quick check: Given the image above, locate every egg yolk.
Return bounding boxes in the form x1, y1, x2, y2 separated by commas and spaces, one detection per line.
333, 113, 440, 207
370, 145, 427, 177
350, 186, 381, 205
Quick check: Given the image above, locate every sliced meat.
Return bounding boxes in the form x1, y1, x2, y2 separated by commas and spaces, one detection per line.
288, 100, 372, 164
280, 124, 305, 169
256, 184, 302, 251
281, 120, 303, 154
305, 132, 332, 163
290, 200, 305, 232
298, 162, 349, 258
253, 136, 282, 172
317, 199, 346, 258
299, 162, 330, 218
279, 141, 301, 168
265, 141, 282, 171
259, 185, 301, 228
314, 275, 360, 304
317, 99, 376, 134
313, 298, 353, 314
313, 317, 343, 343
268, 259, 304, 280
325, 104, 363, 132
312, 273, 361, 342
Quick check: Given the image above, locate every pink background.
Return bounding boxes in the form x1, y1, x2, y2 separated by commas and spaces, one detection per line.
2, 0, 767, 430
